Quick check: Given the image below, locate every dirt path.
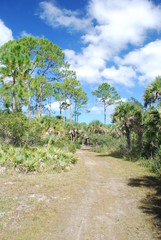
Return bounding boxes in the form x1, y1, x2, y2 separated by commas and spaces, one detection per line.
0, 149, 161, 239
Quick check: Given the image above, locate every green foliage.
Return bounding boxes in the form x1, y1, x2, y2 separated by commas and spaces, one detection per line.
112, 99, 144, 151
89, 133, 123, 153
143, 76, 161, 108
0, 145, 77, 173
0, 37, 65, 117
92, 83, 120, 125
111, 94, 161, 174
53, 137, 76, 153
92, 83, 120, 104
142, 108, 161, 158
0, 112, 43, 146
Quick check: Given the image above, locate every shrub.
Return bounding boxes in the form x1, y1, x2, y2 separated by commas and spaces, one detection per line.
0, 144, 77, 173
89, 133, 124, 153
0, 112, 43, 146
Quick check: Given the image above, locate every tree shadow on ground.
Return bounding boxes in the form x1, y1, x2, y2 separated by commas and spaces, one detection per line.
128, 176, 161, 237
96, 151, 122, 159
81, 146, 92, 151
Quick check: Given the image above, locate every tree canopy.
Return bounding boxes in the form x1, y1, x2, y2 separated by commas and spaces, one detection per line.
92, 83, 120, 125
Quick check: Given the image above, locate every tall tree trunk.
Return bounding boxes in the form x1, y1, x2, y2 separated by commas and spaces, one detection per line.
40, 85, 42, 117
64, 98, 67, 121
19, 98, 22, 112
104, 101, 106, 126
28, 80, 31, 119
59, 101, 62, 117
125, 123, 131, 150
137, 129, 143, 151
49, 95, 52, 116
40, 68, 43, 117
75, 102, 77, 122
12, 77, 16, 112
36, 95, 39, 118
65, 107, 66, 121
77, 105, 79, 123
70, 95, 72, 123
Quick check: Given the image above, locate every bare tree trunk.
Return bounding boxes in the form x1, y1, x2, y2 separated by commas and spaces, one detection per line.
59, 101, 62, 117
65, 108, 66, 121
104, 101, 106, 126
36, 95, 39, 118
70, 95, 72, 123
137, 129, 143, 151
125, 123, 131, 151
40, 68, 43, 117
75, 102, 76, 122
12, 77, 16, 112
77, 105, 79, 123
40, 85, 42, 117
49, 95, 52, 116
28, 80, 31, 119
19, 98, 22, 112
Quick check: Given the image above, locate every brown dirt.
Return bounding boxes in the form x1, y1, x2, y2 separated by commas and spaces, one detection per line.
0, 148, 161, 240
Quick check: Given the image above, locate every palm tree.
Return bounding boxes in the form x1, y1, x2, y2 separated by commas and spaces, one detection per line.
112, 101, 135, 150
88, 120, 104, 134
143, 107, 161, 157
143, 76, 161, 108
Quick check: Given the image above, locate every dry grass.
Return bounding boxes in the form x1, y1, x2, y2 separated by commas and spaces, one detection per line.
0, 149, 160, 239
0, 156, 89, 240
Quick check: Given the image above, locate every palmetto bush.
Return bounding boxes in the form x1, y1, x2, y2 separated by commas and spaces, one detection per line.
0, 145, 77, 173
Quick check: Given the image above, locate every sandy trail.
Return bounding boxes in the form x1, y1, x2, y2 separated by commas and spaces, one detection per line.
48, 149, 160, 240
0, 149, 160, 239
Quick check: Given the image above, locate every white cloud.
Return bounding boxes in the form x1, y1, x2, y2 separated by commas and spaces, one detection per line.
0, 20, 13, 46
87, 0, 161, 50
39, 1, 91, 31
120, 40, 161, 85
120, 98, 128, 103
46, 99, 70, 112
39, 0, 161, 86
64, 48, 105, 84
89, 106, 103, 115
89, 97, 127, 115
46, 101, 60, 112
101, 66, 136, 87
21, 30, 33, 37
20, 30, 42, 39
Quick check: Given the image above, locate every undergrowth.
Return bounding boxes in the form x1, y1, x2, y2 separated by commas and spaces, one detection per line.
0, 145, 77, 174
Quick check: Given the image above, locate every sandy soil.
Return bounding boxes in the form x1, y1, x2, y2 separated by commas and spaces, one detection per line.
0, 148, 160, 239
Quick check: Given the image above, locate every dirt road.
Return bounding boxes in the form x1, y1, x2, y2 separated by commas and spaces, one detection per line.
0, 149, 161, 239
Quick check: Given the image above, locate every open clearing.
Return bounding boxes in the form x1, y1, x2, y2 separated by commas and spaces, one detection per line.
0, 149, 161, 240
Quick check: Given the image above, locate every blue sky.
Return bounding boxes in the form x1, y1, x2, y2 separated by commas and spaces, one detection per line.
0, 0, 161, 123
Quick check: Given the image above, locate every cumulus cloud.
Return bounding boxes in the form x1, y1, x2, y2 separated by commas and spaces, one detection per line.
86, 0, 161, 50
0, 20, 13, 46
64, 47, 105, 84
120, 40, 161, 85
20, 30, 33, 37
89, 106, 103, 115
46, 99, 70, 112
20, 30, 42, 39
101, 66, 136, 87
89, 97, 127, 116
46, 101, 60, 112
39, 0, 161, 86
39, 1, 91, 31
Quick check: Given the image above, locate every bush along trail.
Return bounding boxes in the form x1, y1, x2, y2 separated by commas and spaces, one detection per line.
0, 148, 161, 240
